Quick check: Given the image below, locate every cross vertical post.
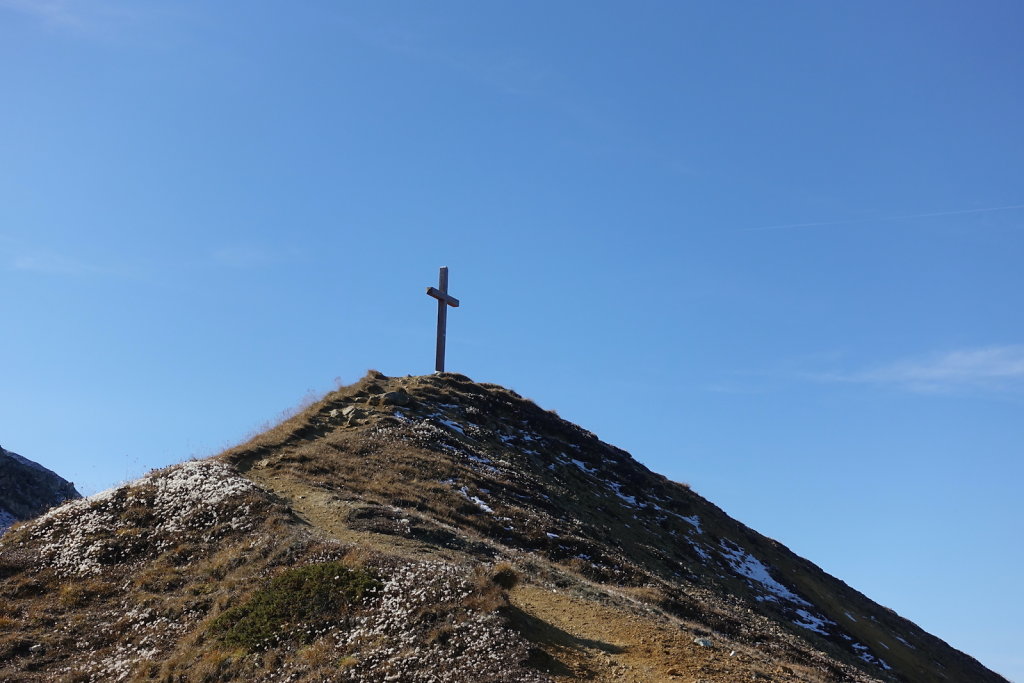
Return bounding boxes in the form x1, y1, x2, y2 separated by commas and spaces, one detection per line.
426, 266, 460, 373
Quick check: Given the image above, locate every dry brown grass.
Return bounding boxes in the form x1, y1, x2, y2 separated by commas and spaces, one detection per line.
57, 577, 116, 608
0, 370, 997, 683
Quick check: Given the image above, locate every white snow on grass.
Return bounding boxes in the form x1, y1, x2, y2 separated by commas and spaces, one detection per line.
688, 539, 711, 562
397, 418, 498, 472
895, 635, 915, 649
569, 458, 597, 474
793, 608, 833, 635
464, 452, 494, 467
646, 503, 703, 533
718, 540, 811, 606
605, 480, 637, 506
850, 642, 890, 669
844, 611, 858, 622
496, 426, 544, 448
435, 417, 465, 435
458, 487, 493, 513
676, 513, 702, 533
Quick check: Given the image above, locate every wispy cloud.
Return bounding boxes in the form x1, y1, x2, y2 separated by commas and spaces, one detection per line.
746, 203, 1024, 233
0, 0, 151, 36
0, 0, 108, 29
817, 346, 1024, 394
11, 252, 103, 276
0, 0, 78, 26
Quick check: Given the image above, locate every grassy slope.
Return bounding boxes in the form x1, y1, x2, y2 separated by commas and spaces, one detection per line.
218, 370, 1004, 682
0, 370, 1006, 682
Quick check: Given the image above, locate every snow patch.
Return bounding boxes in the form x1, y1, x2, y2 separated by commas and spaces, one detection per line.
850, 642, 890, 669
793, 608, 832, 635
569, 458, 597, 474
718, 541, 810, 606
436, 417, 465, 435
458, 487, 493, 514
677, 513, 702, 533
895, 635, 916, 649
688, 540, 711, 562
605, 480, 637, 506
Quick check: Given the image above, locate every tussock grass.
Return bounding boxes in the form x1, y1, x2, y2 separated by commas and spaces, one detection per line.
210, 562, 381, 652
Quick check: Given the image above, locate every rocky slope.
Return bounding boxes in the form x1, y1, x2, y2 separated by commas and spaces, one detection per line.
0, 372, 1006, 682
0, 445, 80, 534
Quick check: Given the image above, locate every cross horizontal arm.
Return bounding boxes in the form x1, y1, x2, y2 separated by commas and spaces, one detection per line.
426, 287, 460, 307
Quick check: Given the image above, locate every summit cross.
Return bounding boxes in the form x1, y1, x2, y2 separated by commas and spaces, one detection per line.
426, 266, 460, 373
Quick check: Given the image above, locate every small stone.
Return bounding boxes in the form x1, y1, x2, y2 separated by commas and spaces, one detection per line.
693, 637, 713, 647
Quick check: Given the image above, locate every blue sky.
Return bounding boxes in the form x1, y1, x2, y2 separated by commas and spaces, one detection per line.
1, 1, 1022, 678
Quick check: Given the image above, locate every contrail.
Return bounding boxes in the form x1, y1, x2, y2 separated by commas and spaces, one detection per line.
745, 203, 1024, 232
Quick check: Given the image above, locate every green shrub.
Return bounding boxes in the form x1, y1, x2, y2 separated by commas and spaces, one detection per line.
210, 562, 380, 651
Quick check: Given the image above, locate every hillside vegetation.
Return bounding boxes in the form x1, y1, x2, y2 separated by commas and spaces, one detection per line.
0, 371, 1006, 682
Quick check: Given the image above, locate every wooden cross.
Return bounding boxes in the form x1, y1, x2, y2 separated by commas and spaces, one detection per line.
426, 266, 460, 373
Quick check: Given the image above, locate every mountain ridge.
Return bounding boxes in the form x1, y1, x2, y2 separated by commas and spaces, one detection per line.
0, 445, 81, 535
0, 371, 1005, 681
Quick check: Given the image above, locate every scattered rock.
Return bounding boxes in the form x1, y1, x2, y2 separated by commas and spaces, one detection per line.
693, 637, 714, 648
381, 391, 411, 406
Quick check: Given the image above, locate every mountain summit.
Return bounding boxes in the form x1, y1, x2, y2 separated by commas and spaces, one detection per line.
0, 445, 80, 535
0, 372, 1005, 681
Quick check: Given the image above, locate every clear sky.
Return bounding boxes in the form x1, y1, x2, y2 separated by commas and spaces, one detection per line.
2, 1, 1022, 678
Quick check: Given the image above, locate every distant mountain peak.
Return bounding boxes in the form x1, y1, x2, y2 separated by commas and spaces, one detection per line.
0, 445, 80, 535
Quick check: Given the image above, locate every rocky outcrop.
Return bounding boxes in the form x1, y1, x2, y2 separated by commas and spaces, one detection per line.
0, 445, 80, 533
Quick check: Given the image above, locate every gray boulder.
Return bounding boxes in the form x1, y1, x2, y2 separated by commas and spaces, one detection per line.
381, 391, 411, 406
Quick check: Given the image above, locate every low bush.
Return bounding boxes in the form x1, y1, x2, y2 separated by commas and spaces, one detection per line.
209, 562, 380, 652
489, 562, 519, 590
